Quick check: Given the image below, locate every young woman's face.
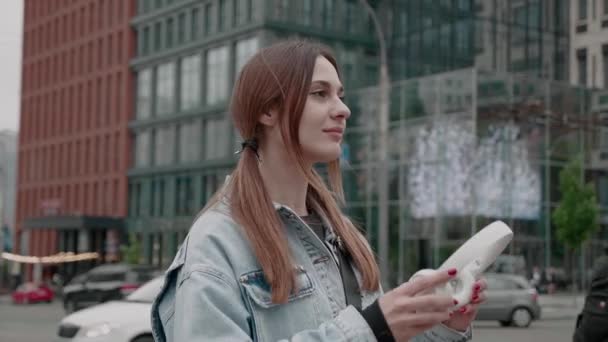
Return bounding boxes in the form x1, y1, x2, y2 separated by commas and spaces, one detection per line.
299, 56, 351, 164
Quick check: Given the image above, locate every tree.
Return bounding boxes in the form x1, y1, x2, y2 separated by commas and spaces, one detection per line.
120, 233, 141, 265
552, 158, 599, 291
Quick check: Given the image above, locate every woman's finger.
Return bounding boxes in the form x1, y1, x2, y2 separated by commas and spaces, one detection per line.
471, 292, 487, 305
401, 269, 457, 296
398, 294, 456, 313
402, 311, 452, 326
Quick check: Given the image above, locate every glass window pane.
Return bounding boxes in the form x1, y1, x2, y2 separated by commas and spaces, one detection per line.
136, 69, 152, 119
235, 37, 259, 75
206, 46, 229, 105
179, 119, 201, 163
180, 54, 202, 111
135, 131, 151, 167
154, 126, 175, 165
204, 117, 229, 159
156, 62, 176, 115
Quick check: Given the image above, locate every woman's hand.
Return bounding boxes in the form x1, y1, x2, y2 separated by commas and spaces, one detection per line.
443, 278, 487, 332
378, 269, 458, 341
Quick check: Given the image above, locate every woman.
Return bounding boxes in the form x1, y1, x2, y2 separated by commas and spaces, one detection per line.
151, 40, 486, 341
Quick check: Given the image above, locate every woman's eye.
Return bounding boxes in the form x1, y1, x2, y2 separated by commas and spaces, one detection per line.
311, 91, 327, 98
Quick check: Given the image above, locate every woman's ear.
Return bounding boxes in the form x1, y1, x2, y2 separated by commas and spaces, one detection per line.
258, 109, 278, 127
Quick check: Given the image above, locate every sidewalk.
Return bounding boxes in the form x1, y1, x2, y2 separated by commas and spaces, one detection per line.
538, 293, 585, 320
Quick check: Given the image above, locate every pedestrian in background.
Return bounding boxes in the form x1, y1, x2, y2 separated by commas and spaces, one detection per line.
150, 39, 486, 342
573, 247, 608, 342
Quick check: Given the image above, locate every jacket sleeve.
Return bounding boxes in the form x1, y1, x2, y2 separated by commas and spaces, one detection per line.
173, 264, 378, 342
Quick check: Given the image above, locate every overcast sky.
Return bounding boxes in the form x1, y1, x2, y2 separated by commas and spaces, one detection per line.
0, 0, 23, 132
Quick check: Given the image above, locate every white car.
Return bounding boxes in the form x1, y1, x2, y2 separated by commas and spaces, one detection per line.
55, 276, 163, 342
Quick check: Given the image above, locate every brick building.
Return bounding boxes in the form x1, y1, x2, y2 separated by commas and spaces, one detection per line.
16, 0, 136, 280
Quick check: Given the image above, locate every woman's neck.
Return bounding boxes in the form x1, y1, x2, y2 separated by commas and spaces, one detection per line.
258, 144, 310, 216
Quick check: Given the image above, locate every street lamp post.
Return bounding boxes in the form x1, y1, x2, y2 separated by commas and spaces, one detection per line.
359, 0, 391, 287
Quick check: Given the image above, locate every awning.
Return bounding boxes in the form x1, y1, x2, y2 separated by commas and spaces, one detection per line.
23, 215, 125, 231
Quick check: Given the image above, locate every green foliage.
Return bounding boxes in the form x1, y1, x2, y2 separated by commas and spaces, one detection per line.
552, 158, 599, 251
120, 233, 141, 265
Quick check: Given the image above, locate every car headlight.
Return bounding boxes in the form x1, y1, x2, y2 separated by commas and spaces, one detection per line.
83, 322, 121, 338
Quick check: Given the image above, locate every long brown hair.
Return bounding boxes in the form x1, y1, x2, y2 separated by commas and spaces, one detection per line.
208, 40, 379, 303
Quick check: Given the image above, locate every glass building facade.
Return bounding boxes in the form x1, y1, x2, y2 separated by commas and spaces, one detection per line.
128, 0, 378, 267
129, 0, 607, 287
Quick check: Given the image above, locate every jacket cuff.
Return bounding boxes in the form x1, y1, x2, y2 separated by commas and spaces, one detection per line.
334, 305, 378, 341
358, 299, 395, 342
424, 323, 472, 342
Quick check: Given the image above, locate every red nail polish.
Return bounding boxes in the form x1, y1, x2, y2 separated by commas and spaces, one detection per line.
449, 312, 454, 317
448, 268, 457, 276
474, 284, 481, 291
453, 299, 459, 305
472, 295, 479, 301
459, 307, 467, 313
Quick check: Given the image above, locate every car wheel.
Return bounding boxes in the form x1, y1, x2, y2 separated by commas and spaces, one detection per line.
499, 320, 511, 327
510, 307, 532, 328
131, 334, 154, 342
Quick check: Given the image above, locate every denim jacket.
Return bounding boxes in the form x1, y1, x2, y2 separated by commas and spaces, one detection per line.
151, 200, 472, 342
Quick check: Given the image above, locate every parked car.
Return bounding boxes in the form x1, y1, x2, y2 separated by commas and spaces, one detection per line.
12, 282, 54, 304
62, 264, 158, 313
55, 276, 163, 342
475, 273, 541, 328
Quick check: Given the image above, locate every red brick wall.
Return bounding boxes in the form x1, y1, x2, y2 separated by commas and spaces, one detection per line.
15, 0, 136, 272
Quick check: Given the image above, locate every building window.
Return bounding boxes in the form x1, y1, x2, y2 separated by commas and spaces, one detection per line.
235, 37, 259, 75
191, 7, 199, 40
206, 46, 229, 105
179, 119, 201, 163
205, 118, 229, 160
322, 0, 333, 29
154, 125, 175, 165
154, 22, 162, 51
166, 17, 174, 48
178, 13, 186, 44
344, 2, 354, 33
579, 0, 588, 20
604, 0, 608, 14
156, 62, 176, 115
176, 176, 194, 216
180, 54, 202, 111
236, 0, 251, 25
275, 0, 288, 18
135, 131, 151, 167
577, 48, 587, 86
302, 0, 312, 26
142, 26, 150, 54
219, 0, 229, 31
603, 45, 608, 88
204, 3, 212, 35
136, 69, 152, 119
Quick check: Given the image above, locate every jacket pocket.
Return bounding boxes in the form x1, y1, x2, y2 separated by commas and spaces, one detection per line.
239, 266, 315, 308
239, 266, 319, 341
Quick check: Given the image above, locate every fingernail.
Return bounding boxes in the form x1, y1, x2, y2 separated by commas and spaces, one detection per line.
449, 312, 454, 317
453, 299, 459, 305
448, 268, 457, 276
474, 284, 481, 292
459, 307, 467, 313
472, 295, 479, 301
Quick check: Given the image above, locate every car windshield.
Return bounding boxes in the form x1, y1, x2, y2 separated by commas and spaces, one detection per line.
126, 276, 164, 303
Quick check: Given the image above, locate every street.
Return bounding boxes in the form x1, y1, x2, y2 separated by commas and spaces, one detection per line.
473, 320, 576, 342
0, 296, 64, 342
0, 294, 581, 342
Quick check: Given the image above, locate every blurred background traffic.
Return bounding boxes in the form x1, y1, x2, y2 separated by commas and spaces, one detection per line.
0, 0, 608, 341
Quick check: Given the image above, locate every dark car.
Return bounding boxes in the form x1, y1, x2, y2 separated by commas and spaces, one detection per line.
62, 264, 157, 313
475, 273, 542, 328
